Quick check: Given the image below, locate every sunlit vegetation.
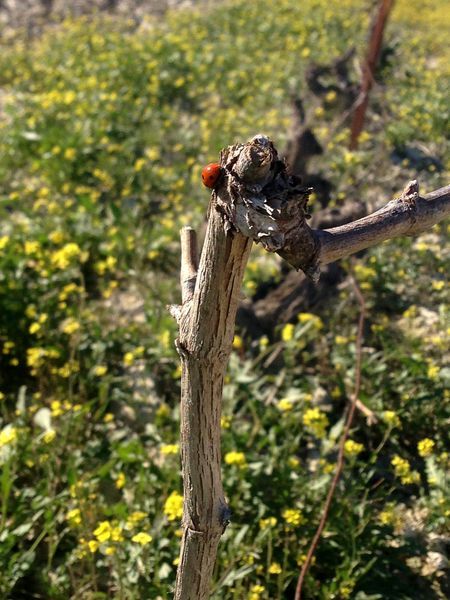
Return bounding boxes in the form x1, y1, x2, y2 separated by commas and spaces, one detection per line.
0, 0, 448, 598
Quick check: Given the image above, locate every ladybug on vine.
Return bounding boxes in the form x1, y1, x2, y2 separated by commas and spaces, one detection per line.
201, 162, 222, 189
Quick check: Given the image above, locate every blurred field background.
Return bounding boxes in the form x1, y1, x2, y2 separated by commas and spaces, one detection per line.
0, 0, 448, 598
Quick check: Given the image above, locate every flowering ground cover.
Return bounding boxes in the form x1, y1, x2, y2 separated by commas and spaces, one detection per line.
0, 0, 448, 598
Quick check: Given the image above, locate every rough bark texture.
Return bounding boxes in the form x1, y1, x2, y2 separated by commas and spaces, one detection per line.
317, 181, 450, 265
175, 214, 251, 600
175, 135, 300, 599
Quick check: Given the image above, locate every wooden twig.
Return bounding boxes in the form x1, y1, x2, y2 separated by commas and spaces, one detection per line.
174, 135, 297, 599
180, 226, 198, 303
175, 211, 251, 599
295, 275, 366, 599
281, 181, 450, 272
349, 0, 395, 149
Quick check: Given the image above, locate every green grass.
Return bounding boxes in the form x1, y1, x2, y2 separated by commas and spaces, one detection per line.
0, 0, 448, 598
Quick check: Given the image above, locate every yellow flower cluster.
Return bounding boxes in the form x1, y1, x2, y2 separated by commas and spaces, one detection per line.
0, 426, 18, 448
298, 312, 323, 330
232, 335, 244, 350
282, 508, 304, 527
131, 532, 152, 546
417, 438, 435, 457
164, 491, 183, 522
66, 508, 82, 527
391, 455, 420, 485
221, 415, 232, 429
281, 323, 295, 342
277, 398, 294, 412
268, 562, 282, 574
125, 511, 147, 530
344, 439, 364, 456
115, 472, 126, 490
43, 429, 56, 444
93, 521, 124, 543
161, 443, 179, 455
248, 585, 265, 600
302, 407, 329, 438
224, 451, 247, 467
382, 411, 401, 428
50, 243, 86, 270
259, 516, 277, 529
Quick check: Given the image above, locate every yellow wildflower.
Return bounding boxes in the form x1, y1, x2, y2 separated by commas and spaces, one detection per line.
354, 264, 376, 280
402, 305, 417, 319
43, 429, 56, 444
379, 509, 396, 526
221, 415, 231, 429
161, 444, 179, 455
298, 314, 323, 330
123, 352, 134, 366
50, 400, 63, 417
277, 398, 294, 412
94, 365, 108, 377
156, 403, 170, 418
302, 407, 329, 438
49, 230, 64, 244
115, 472, 126, 490
0, 235, 9, 250
281, 323, 295, 342
126, 511, 147, 529
344, 439, 364, 456
259, 335, 269, 351
164, 491, 183, 522
259, 517, 277, 529
94, 521, 112, 543
134, 158, 146, 172
249, 584, 265, 599
417, 438, 435, 458
24, 240, 40, 255
29, 322, 41, 335
61, 318, 81, 335
268, 562, 282, 574
145, 147, 160, 161
110, 526, 124, 542
0, 426, 18, 448
67, 508, 82, 526
382, 410, 401, 428
282, 508, 304, 527
131, 532, 153, 545
51, 243, 83, 269
88, 540, 99, 553
224, 451, 247, 467
232, 335, 243, 350
64, 148, 76, 160
427, 363, 440, 380
391, 455, 420, 485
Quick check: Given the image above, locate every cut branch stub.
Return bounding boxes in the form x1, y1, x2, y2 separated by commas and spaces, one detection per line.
214, 134, 319, 278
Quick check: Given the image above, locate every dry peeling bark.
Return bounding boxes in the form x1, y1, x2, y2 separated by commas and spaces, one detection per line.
174, 135, 313, 599
173, 135, 449, 599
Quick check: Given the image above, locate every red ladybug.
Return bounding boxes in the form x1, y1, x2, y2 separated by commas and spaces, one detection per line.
201, 162, 222, 189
